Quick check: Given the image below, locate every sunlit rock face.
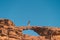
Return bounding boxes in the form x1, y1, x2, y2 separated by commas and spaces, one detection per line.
0, 18, 60, 40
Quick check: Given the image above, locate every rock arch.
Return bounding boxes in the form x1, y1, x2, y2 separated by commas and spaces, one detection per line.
0, 19, 60, 40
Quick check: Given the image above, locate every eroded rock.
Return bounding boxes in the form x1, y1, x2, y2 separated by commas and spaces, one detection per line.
0, 19, 60, 40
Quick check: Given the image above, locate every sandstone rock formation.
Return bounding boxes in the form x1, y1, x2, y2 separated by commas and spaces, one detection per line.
0, 18, 60, 40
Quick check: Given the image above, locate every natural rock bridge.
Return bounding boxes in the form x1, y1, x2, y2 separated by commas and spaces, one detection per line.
0, 19, 60, 40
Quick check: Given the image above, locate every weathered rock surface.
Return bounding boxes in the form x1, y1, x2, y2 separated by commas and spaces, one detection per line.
0, 19, 60, 40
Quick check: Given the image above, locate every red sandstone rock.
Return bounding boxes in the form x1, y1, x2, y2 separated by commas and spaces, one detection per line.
0, 19, 60, 40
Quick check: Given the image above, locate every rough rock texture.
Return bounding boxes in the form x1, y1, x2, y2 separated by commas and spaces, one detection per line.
0, 19, 60, 40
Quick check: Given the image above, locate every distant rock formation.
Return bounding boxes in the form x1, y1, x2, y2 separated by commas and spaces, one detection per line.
0, 19, 60, 40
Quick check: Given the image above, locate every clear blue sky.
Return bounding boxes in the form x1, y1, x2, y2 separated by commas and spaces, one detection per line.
0, 0, 60, 36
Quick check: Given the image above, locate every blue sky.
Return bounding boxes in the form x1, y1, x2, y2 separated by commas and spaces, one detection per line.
0, 0, 60, 36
